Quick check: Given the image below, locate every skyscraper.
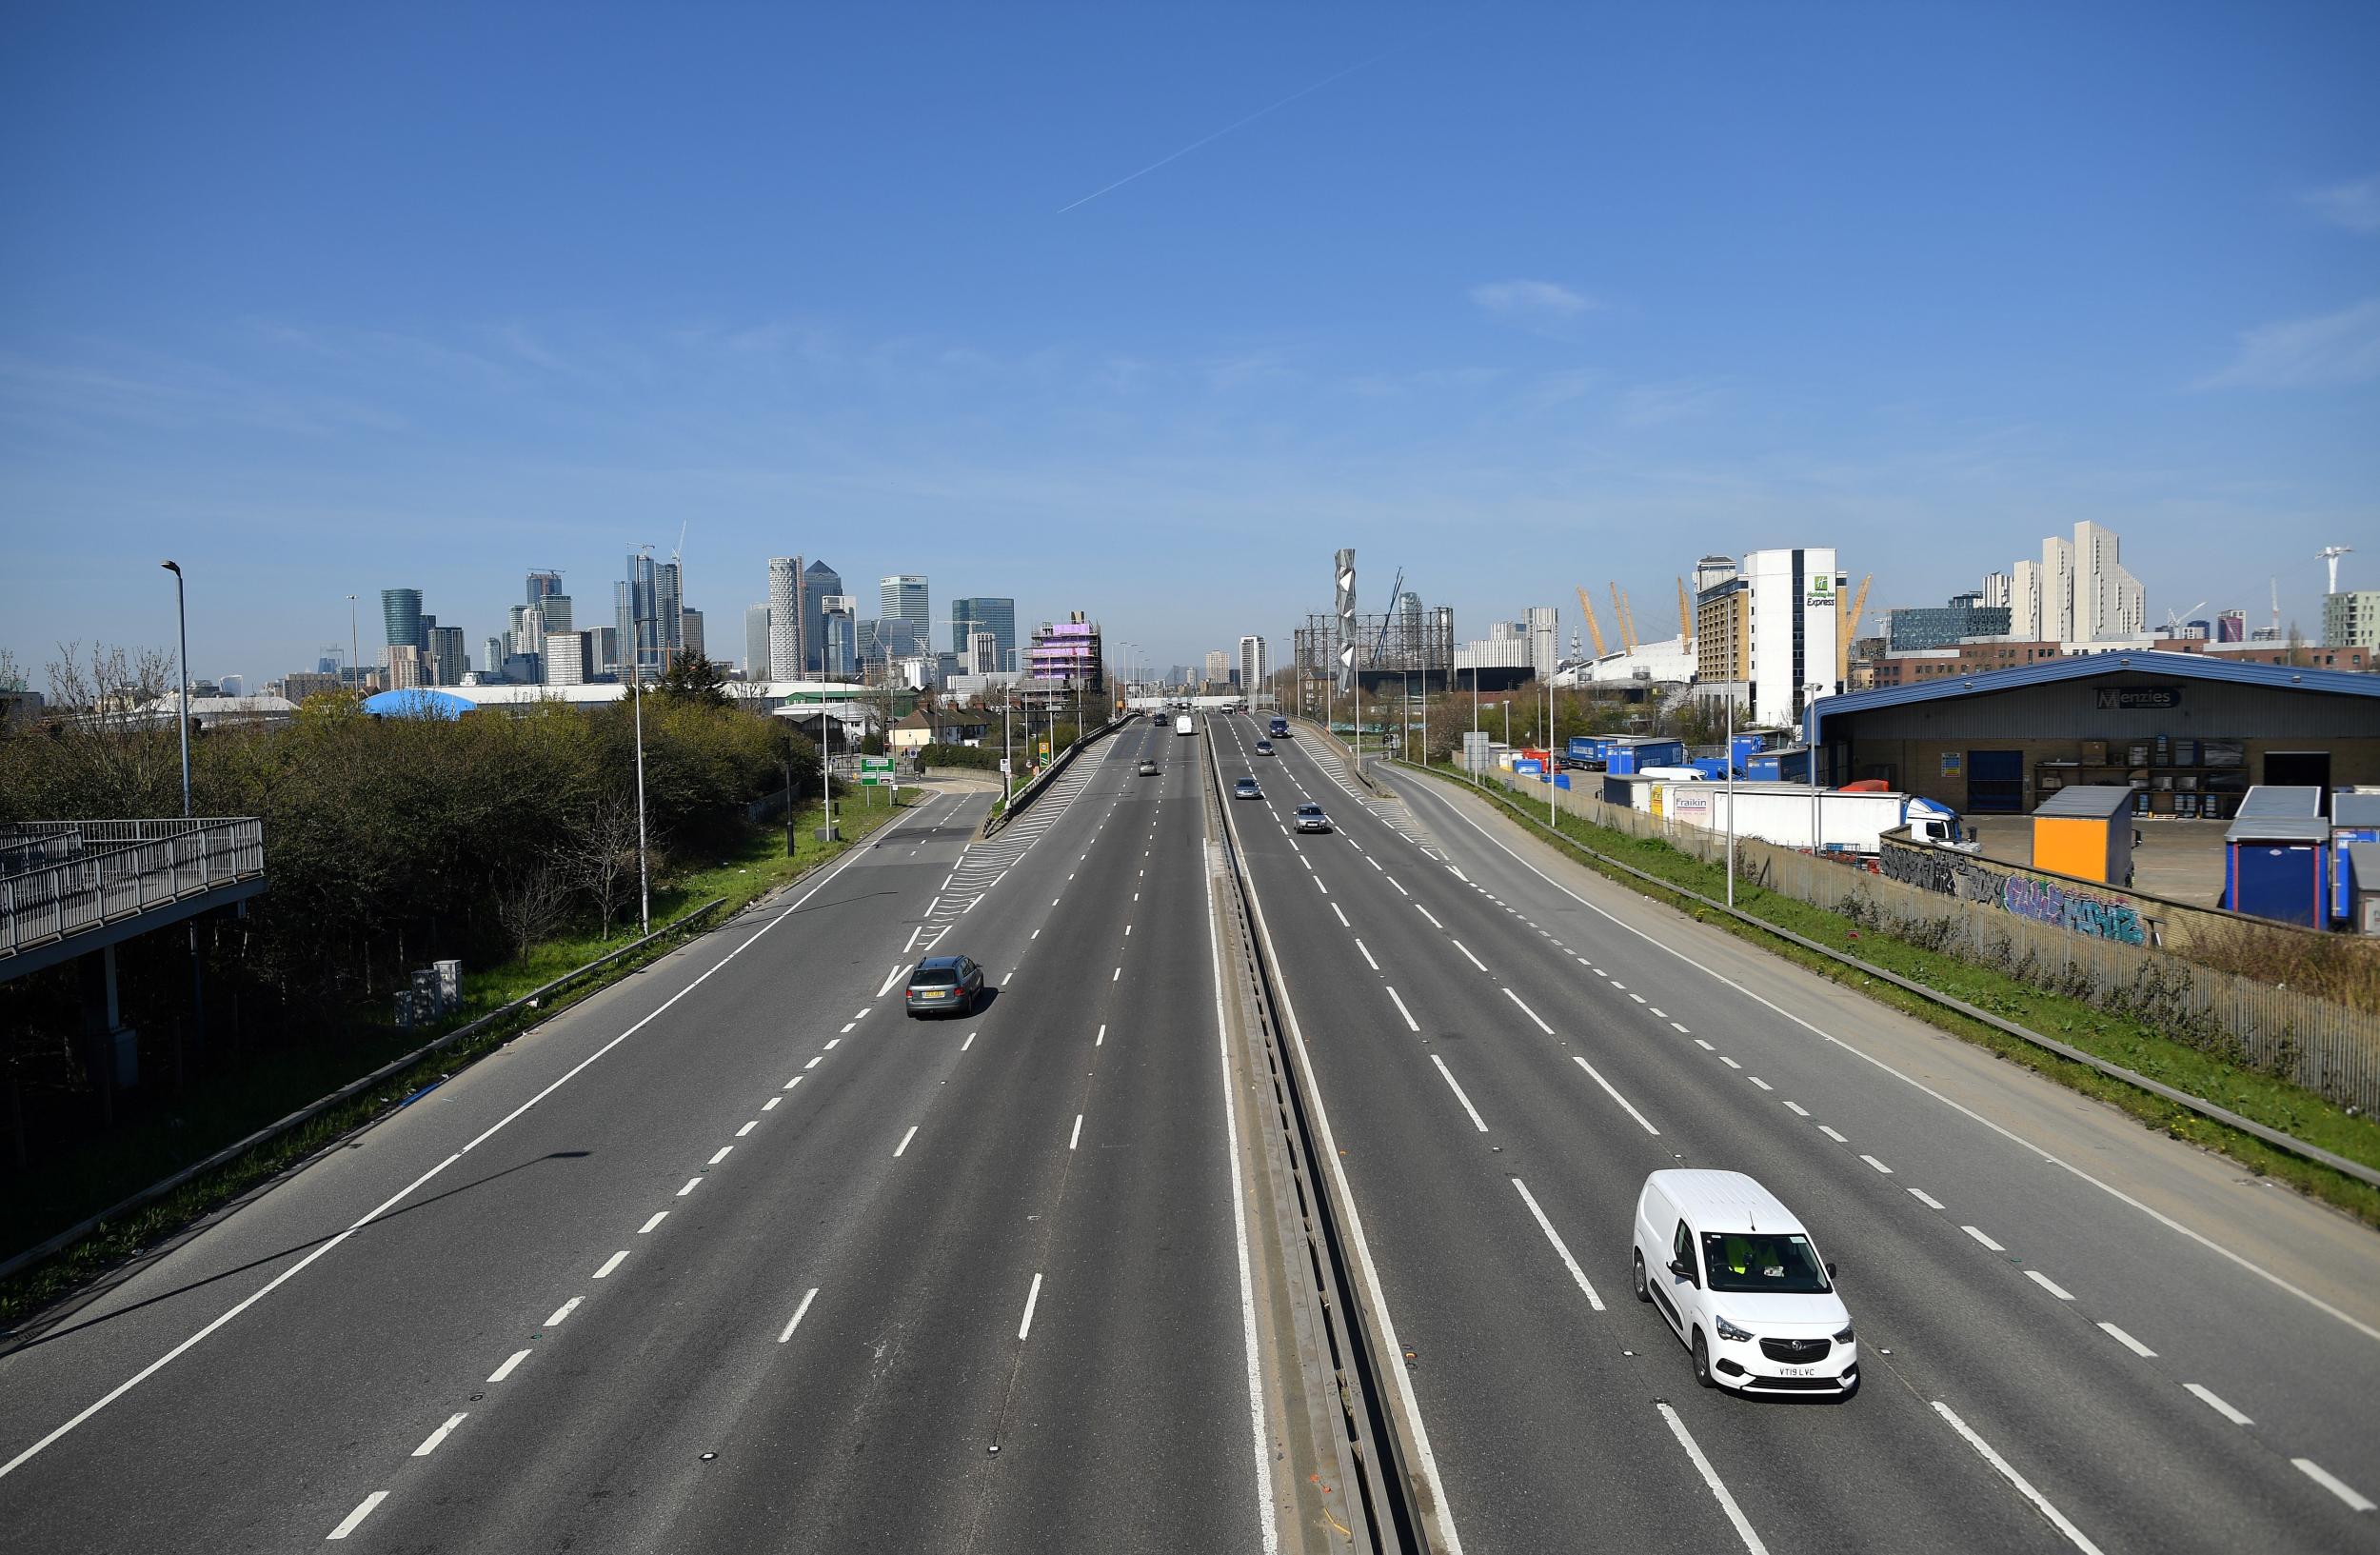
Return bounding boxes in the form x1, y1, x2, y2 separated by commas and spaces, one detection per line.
541, 595, 574, 635
2040, 533, 2076, 643
1239, 635, 1269, 692
654, 560, 684, 661
526, 569, 564, 608
379, 588, 425, 661
767, 557, 803, 679
1204, 649, 1229, 687
880, 575, 929, 646
951, 597, 1017, 671
803, 560, 843, 674
680, 608, 705, 665
427, 625, 466, 687
820, 594, 858, 678
744, 604, 771, 678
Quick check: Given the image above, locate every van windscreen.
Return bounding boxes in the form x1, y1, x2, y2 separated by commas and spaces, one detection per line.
1701, 1231, 1831, 1293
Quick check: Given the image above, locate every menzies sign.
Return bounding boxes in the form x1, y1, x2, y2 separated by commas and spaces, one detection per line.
2094, 686, 2180, 711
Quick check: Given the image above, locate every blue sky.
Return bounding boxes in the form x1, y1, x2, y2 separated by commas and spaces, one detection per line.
3, 2, 2374, 684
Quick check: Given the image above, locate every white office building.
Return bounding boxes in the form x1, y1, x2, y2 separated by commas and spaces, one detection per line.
1743, 547, 1844, 724
1238, 635, 1269, 693
544, 630, 594, 687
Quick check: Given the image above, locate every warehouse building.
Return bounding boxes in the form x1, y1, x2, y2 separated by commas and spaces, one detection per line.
1805, 652, 2380, 818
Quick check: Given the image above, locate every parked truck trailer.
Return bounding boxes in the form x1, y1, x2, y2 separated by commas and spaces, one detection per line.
1657, 783, 1978, 855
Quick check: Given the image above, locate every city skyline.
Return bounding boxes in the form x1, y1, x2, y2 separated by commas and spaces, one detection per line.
4, 7, 2373, 683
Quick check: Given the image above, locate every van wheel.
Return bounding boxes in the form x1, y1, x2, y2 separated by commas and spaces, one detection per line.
1632, 1251, 1651, 1304
1692, 1330, 1716, 1389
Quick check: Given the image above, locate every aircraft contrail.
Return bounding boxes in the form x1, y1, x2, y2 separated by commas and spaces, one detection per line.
1057, 38, 1414, 214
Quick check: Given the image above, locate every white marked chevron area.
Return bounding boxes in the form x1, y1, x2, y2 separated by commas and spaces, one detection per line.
913, 735, 1128, 948
1299, 738, 1438, 852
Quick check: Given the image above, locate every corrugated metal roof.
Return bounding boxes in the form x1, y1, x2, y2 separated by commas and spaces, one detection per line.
2033, 785, 2134, 819
2236, 786, 2325, 820
1809, 649, 2380, 745
2226, 817, 2331, 844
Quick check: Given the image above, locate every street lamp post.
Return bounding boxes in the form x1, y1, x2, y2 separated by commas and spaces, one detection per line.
1725, 694, 1737, 907
630, 545, 654, 936
347, 593, 360, 691
161, 562, 191, 817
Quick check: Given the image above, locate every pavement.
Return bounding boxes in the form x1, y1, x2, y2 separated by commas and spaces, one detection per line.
1217, 716, 2380, 1555
0, 721, 1279, 1553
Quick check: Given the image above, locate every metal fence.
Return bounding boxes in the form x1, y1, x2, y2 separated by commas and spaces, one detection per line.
1479, 771, 2380, 1115
0, 818, 267, 961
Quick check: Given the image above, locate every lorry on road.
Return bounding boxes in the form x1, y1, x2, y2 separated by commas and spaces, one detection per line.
1656, 783, 1979, 856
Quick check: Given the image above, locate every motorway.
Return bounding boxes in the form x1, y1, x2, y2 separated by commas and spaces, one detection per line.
5, 705, 2379, 1553
0, 722, 1277, 1552
1212, 713, 2380, 1555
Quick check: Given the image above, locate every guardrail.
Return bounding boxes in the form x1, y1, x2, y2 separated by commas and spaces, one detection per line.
0, 818, 266, 962
1207, 722, 1434, 1551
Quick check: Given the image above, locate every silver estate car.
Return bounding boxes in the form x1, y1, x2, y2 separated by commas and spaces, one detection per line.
903, 955, 984, 1017
1294, 802, 1331, 833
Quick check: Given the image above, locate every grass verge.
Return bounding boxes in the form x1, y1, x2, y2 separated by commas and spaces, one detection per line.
0, 790, 915, 1327
1407, 761, 2380, 1228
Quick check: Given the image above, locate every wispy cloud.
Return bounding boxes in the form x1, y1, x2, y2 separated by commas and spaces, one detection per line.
1616, 379, 1727, 426
2301, 175, 2380, 233
1470, 279, 1597, 326
2194, 297, 2380, 390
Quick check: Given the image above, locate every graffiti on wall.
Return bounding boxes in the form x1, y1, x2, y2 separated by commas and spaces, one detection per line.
1878, 846, 2149, 946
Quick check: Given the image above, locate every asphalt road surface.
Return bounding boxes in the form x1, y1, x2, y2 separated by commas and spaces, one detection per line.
1212, 714, 2380, 1555
0, 721, 1274, 1553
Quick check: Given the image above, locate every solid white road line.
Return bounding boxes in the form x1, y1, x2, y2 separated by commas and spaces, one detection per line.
488, 1349, 531, 1383
2184, 1383, 2252, 1425
412, 1412, 467, 1457
777, 1287, 820, 1344
593, 1250, 628, 1279
2098, 1322, 2157, 1358
2026, 1270, 2074, 1301
1385, 986, 1421, 1031
1018, 1272, 1044, 1341
1932, 1402, 2106, 1554
638, 1211, 667, 1234
327, 1491, 388, 1541
1573, 1056, 1660, 1135
1656, 1403, 1769, 1555
1910, 1188, 1945, 1209
1069, 1114, 1083, 1150
1431, 1054, 1490, 1132
2294, 1458, 2376, 1513
1513, 1180, 1604, 1311
1451, 940, 1487, 971
1401, 775, 2380, 1348
894, 1126, 919, 1157
1356, 939, 1380, 970
1963, 1226, 2006, 1252
1502, 988, 1555, 1035
544, 1297, 581, 1327
876, 966, 906, 998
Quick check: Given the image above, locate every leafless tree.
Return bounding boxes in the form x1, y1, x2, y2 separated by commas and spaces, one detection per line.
493, 862, 572, 963
567, 793, 642, 940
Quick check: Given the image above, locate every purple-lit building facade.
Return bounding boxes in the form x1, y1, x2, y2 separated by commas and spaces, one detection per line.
1025, 612, 1104, 704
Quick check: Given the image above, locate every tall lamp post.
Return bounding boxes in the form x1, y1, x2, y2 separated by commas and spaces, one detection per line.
630, 546, 654, 936
347, 593, 360, 691
161, 562, 191, 816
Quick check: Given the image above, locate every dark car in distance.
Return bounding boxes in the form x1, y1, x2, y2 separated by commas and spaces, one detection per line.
903, 954, 984, 1017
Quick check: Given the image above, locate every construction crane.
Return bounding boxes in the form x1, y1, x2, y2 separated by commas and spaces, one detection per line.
1575, 586, 1609, 658
1676, 577, 1693, 645
2320, 546, 2352, 595
1836, 574, 1871, 688
1368, 566, 1406, 662
1844, 574, 1871, 639
2162, 599, 2208, 636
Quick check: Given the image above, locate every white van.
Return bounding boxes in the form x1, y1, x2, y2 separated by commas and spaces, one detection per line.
1631, 1169, 1858, 1397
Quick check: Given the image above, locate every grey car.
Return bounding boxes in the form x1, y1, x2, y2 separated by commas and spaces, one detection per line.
1139, 760, 1160, 775
1295, 802, 1332, 833
1234, 777, 1261, 800
903, 954, 984, 1017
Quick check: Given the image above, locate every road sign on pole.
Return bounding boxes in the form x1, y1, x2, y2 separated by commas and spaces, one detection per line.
859, 755, 895, 787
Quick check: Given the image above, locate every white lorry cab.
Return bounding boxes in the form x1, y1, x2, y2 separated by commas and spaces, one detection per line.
1632, 1169, 1858, 1398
